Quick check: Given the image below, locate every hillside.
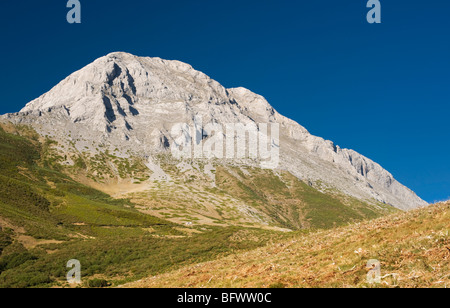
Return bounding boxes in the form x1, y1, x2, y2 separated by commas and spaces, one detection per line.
0, 124, 290, 288
110, 163, 398, 231
0, 123, 446, 288
124, 201, 450, 288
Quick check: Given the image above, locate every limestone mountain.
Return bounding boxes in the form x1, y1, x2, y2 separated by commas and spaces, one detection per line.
0, 52, 427, 212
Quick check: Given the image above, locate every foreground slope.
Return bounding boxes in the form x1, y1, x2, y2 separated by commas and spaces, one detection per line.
1, 52, 427, 210
125, 201, 450, 288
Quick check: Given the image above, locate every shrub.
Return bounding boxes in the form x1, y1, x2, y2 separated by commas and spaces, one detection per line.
269, 282, 286, 288
87, 278, 110, 288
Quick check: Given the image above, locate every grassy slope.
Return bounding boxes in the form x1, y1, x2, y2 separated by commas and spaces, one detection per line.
126, 202, 450, 288
0, 124, 425, 288
0, 126, 287, 288
123, 165, 398, 231
215, 166, 397, 230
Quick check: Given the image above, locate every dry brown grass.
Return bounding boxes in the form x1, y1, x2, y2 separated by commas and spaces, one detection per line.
123, 202, 450, 288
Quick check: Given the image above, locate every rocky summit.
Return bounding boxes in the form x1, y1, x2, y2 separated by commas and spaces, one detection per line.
1, 52, 427, 210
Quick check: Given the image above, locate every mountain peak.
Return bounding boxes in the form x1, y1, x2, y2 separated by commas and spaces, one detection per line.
20, 52, 223, 114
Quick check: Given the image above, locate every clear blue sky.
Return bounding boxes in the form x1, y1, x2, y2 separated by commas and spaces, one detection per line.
1, 1, 449, 203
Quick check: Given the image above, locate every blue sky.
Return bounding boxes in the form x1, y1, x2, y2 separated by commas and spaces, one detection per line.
0, 0, 449, 203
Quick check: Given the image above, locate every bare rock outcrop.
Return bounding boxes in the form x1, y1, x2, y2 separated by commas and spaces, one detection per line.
1, 52, 427, 210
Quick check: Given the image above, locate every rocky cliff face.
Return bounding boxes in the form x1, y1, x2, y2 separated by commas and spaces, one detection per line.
0, 52, 427, 210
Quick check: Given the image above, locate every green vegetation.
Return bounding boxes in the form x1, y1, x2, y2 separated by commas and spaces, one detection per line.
0, 123, 401, 288
0, 228, 13, 255
76, 150, 149, 183
0, 125, 289, 287
215, 167, 397, 230
87, 278, 110, 288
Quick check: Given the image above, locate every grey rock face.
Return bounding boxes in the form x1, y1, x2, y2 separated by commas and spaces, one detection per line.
1, 52, 427, 210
